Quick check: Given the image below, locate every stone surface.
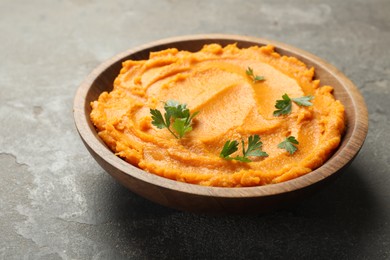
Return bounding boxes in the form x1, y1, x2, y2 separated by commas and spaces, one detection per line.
1, 0, 389, 259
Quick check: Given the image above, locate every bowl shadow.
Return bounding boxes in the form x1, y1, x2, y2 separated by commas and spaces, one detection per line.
98, 163, 380, 259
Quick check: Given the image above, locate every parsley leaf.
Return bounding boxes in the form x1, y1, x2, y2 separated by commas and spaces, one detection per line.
219, 140, 239, 160
277, 136, 299, 154
273, 93, 314, 116
243, 135, 269, 157
172, 118, 192, 138
165, 100, 187, 119
150, 100, 199, 139
292, 95, 314, 106
273, 94, 292, 116
150, 109, 167, 129
220, 134, 268, 162
246, 67, 265, 83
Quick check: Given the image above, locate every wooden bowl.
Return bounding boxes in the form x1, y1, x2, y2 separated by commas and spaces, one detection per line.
73, 34, 368, 214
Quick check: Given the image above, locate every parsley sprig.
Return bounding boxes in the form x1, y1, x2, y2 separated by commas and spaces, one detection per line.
277, 136, 299, 154
246, 67, 265, 83
150, 100, 199, 139
220, 134, 268, 162
273, 93, 314, 116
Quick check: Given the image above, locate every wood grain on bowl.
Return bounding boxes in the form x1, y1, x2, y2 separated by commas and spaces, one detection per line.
73, 34, 368, 214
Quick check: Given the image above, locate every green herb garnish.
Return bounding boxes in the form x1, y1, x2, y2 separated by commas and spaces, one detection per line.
291, 95, 315, 106
220, 134, 268, 162
150, 100, 199, 139
273, 93, 314, 116
273, 94, 293, 116
246, 67, 265, 83
277, 136, 299, 154
220, 139, 240, 160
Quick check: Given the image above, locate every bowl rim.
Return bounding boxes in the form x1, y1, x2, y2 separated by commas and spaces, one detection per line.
73, 34, 368, 198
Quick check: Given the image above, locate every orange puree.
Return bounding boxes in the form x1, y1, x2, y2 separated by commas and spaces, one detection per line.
90, 44, 345, 187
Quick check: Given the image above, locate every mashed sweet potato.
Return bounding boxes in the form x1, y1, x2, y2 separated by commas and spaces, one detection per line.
90, 44, 345, 187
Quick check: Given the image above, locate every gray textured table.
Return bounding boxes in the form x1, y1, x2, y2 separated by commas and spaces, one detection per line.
1, 0, 389, 259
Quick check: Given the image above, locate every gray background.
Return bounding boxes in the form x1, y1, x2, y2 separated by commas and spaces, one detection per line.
1, 0, 389, 259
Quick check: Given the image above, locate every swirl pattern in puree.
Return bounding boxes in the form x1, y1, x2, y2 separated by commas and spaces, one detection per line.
90, 44, 345, 187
